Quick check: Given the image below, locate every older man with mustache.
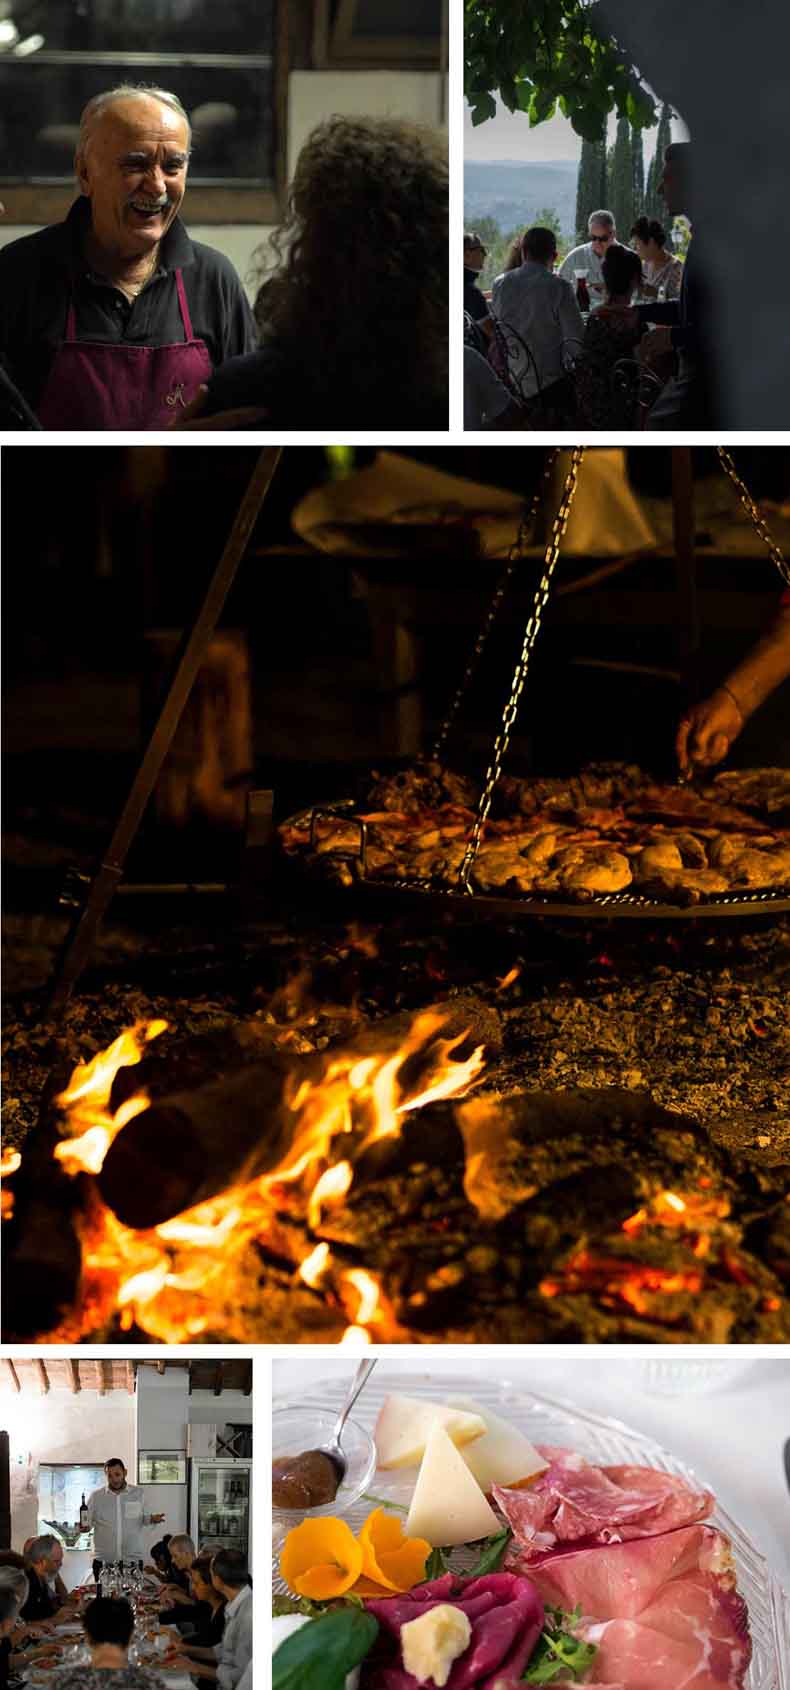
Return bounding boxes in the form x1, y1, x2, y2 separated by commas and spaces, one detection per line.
0, 85, 256, 429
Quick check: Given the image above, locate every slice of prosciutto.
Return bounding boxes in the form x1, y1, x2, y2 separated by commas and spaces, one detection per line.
363, 1571, 543, 1690
495, 1445, 713, 1558
528, 1524, 751, 1690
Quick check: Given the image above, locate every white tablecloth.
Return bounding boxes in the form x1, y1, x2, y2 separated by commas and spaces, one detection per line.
273, 1355, 790, 1583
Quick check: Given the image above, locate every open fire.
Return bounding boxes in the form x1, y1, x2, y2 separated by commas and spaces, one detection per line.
2, 1006, 486, 1344
2, 918, 787, 1346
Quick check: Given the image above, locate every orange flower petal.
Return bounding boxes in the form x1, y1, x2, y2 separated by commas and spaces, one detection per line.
280, 1517, 363, 1600
358, 1508, 430, 1593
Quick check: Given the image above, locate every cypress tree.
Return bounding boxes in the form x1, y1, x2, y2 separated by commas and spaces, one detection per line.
644, 151, 656, 220
610, 115, 632, 238
649, 103, 673, 219
575, 130, 607, 244
631, 124, 645, 225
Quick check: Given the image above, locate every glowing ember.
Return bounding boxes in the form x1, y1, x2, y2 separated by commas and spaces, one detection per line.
299, 1242, 331, 1288
496, 966, 521, 991
1, 1149, 21, 1176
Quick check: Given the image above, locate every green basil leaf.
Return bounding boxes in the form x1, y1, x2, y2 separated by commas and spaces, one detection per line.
425, 1546, 451, 1580
273, 1609, 378, 1690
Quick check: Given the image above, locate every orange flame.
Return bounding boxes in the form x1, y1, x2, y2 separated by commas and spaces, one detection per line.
44, 1004, 486, 1344
1, 1149, 21, 1176
299, 1242, 331, 1288
339, 1325, 372, 1349
343, 1268, 380, 1325
308, 1161, 352, 1230
55, 1019, 167, 1175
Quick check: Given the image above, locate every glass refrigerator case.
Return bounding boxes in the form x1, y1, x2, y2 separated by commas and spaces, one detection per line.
190, 1462, 252, 1558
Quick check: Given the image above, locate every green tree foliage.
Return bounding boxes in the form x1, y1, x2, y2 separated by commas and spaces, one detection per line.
609, 114, 633, 237
465, 0, 659, 141
464, 213, 571, 287
575, 131, 607, 243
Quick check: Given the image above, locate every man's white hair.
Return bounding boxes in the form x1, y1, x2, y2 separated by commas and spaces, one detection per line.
76, 85, 191, 167
168, 1534, 196, 1557
588, 208, 615, 232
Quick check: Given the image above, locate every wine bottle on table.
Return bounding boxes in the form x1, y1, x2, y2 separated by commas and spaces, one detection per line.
80, 1493, 89, 1531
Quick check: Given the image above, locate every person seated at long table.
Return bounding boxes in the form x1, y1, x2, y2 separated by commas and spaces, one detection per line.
52, 1597, 167, 1690
166, 1551, 251, 1689
20, 1538, 71, 1625
23, 1538, 69, 1610
185, 1557, 226, 1690
158, 1536, 198, 1628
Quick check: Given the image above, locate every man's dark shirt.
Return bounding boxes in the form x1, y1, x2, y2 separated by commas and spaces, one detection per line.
20, 1568, 57, 1623
636, 236, 715, 423
0, 198, 257, 418
464, 266, 489, 323
635, 236, 704, 359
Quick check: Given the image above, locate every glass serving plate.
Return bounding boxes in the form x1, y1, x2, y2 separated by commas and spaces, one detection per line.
272, 1372, 790, 1690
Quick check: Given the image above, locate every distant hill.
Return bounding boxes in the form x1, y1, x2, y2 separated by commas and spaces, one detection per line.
464, 159, 578, 238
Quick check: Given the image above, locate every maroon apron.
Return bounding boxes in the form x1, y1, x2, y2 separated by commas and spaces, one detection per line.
37, 268, 212, 430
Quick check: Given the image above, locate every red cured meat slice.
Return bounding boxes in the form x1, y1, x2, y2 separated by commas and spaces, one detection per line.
495, 1447, 713, 1558
528, 1527, 751, 1690
363, 1571, 543, 1690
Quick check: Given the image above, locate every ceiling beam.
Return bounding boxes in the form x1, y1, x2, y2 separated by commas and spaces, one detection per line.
67, 1361, 81, 1394
243, 1363, 252, 1396
5, 1361, 20, 1393
35, 1360, 49, 1395
156, 1361, 166, 1375
97, 1362, 107, 1397
125, 1362, 135, 1394
213, 1362, 224, 1397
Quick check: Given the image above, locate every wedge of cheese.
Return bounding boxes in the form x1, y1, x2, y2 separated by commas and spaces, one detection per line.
375, 1394, 486, 1470
447, 1395, 549, 1493
405, 1423, 500, 1546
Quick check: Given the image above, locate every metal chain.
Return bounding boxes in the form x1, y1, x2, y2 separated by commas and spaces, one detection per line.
431, 448, 562, 762
717, 447, 790, 585
458, 446, 587, 891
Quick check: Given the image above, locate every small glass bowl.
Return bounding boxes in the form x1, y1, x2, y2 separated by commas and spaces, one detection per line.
272, 1405, 376, 1545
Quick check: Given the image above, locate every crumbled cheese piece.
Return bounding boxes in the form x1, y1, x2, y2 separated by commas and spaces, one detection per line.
400, 1604, 472, 1687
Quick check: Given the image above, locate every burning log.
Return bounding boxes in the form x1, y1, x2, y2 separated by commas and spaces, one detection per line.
97, 996, 499, 1229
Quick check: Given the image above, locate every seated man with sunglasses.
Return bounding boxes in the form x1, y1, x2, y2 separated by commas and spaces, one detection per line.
558, 209, 616, 302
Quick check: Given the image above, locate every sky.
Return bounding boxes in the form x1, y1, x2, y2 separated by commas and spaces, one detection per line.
464, 97, 688, 165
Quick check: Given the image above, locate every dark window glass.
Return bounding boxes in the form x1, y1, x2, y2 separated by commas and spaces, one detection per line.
352, 0, 442, 37
0, 0, 275, 185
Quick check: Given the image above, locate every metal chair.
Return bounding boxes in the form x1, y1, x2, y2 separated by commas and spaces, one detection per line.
612, 359, 664, 430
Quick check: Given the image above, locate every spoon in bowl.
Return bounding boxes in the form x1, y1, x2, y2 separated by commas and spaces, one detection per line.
318, 1357, 378, 1487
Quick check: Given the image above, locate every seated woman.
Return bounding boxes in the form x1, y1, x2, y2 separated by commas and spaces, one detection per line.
51, 1596, 166, 1689
196, 115, 447, 430
629, 216, 683, 300
574, 242, 646, 427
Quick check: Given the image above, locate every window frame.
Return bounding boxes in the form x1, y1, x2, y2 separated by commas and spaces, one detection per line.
0, 0, 288, 226
312, 0, 446, 69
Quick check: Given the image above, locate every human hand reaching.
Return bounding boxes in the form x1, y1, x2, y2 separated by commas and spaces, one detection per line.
676, 686, 744, 774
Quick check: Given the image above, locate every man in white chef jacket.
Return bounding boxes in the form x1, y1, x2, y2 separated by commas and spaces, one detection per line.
87, 1458, 165, 1563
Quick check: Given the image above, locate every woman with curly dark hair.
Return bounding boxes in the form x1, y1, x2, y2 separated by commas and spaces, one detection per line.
197, 114, 448, 429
